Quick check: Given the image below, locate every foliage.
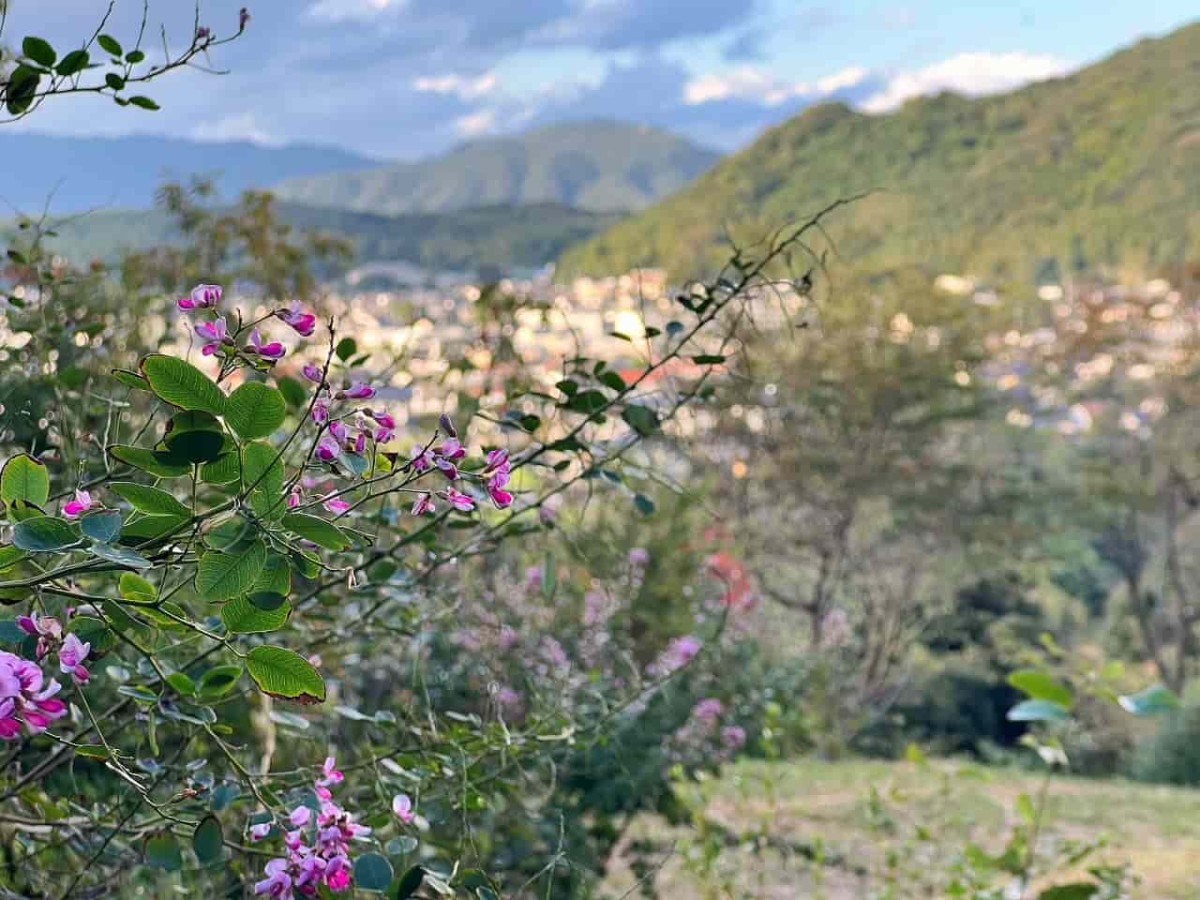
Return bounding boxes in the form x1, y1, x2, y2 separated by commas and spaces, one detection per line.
560, 21, 1200, 282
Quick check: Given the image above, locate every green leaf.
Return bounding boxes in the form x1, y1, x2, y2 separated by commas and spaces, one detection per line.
141, 354, 226, 415
622, 404, 660, 436
129, 95, 160, 111
1007, 670, 1073, 708
192, 815, 224, 866
0, 546, 27, 572
226, 382, 287, 440
691, 354, 727, 365
108, 445, 190, 478
246, 646, 326, 703
119, 515, 187, 544
96, 34, 123, 56
335, 337, 357, 361
195, 540, 267, 600
104, 72, 126, 91
395, 866, 426, 900
251, 554, 291, 596
1, 455, 50, 507
89, 542, 153, 569
277, 376, 308, 409
1015, 792, 1036, 825
1007, 699, 1070, 723
55, 49, 89, 77
119, 572, 158, 603
249, 591, 287, 612
125, 49, 146, 64
166, 672, 196, 696
22, 36, 56, 67
74, 744, 109, 760
633, 494, 656, 516
111, 483, 190, 519
243, 442, 284, 521
198, 664, 244, 699
12, 516, 78, 552
1118, 683, 1180, 716
162, 429, 225, 465
564, 389, 608, 416
1038, 885, 1102, 900
144, 832, 182, 871
201, 453, 240, 485
220, 596, 290, 634
281, 513, 351, 551
4, 66, 40, 115
79, 510, 122, 543
355, 853, 394, 892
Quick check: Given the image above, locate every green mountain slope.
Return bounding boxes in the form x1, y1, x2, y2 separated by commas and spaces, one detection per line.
559, 22, 1200, 282
19, 202, 620, 274
272, 121, 719, 215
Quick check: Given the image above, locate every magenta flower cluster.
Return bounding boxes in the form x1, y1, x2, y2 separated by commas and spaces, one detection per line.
0, 649, 70, 739
17, 613, 92, 684
176, 283, 315, 362
250, 757, 416, 898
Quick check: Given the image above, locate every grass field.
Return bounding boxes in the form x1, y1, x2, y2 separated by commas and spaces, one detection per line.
600, 758, 1200, 899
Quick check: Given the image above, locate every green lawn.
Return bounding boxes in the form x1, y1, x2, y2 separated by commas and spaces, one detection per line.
600, 758, 1200, 899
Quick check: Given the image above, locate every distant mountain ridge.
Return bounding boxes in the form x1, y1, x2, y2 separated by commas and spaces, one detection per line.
19, 202, 620, 276
559, 22, 1200, 282
0, 133, 378, 214
272, 121, 721, 214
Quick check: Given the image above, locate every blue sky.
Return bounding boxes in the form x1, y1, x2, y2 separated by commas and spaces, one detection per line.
4, 1, 1196, 158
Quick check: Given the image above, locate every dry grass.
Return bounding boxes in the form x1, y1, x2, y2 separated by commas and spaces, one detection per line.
600, 758, 1200, 899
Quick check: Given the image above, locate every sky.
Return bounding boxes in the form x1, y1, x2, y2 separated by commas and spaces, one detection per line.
3, 1, 1197, 160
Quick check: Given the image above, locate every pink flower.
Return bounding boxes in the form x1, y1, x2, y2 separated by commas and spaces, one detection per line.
437, 438, 466, 461
721, 724, 747, 750
286, 489, 302, 510
195, 25, 211, 40
311, 398, 330, 425
328, 421, 349, 444
178, 283, 221, 311
254, 858, 292, 898
483, 448, 510, 475
339, 383, 375, 400
410, 446, 433, 472
323, 496, 350, 516
249, 822, 271, 842
441, 488, 475, 512
435, 456, 459, 481
62, 489, 95, 519
325, 857, 351, 892
392, 793, 415, 824
289, 805, 311, 827
58, 634, 90, 684
302, 364, 324, 384
194, 317, 228, 356
0, 651, 69, 739
316, 436, 341, 462
277, 303, 317, 337
411, 493, 435, 517
319, 756, 343, 787
248, 328, 286, 360
693, 698, 724, 724
628, 547, 650, 567
487, 480, 513, 510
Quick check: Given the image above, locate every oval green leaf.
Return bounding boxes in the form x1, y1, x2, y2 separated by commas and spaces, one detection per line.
354, 852, 394, 892
226, 382, 287, 440
192, 815, 224, 866
246, 645, 325, 703
1, 455, 50, 507
111, 482, 191, 519
12, 516, 78, 552
141, 354, 226, 415
281, 512, 351, 551
221, 596, 290, 634
195, 541, 267, 601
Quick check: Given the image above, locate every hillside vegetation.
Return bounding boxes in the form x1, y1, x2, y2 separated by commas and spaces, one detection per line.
19, 201, 619, 273
272, 120, 719, 214
560, 22, 1200, 282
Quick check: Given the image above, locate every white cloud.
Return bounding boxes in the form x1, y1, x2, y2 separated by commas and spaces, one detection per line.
191, 113, 280, 146
307, 0, 401, 24
861, 51, 1069, 113
683, 65, 868, 106
454, 109, 498, 137
414, 73, 499, 101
